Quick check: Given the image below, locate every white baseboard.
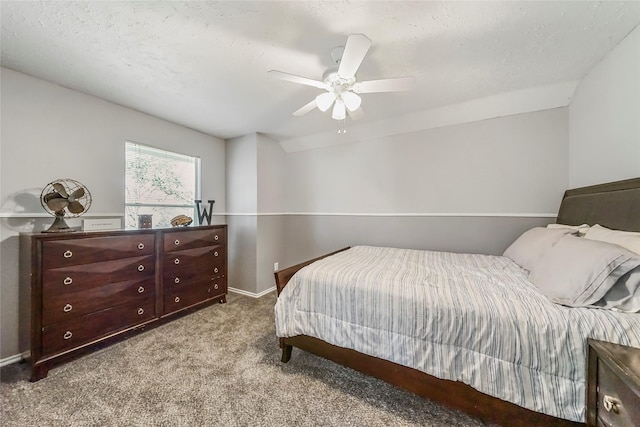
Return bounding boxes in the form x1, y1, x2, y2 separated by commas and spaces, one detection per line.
228, 286, 276, 298
0, 351, 29, 368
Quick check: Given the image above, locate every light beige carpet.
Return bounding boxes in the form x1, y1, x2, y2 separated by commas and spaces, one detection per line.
1, 292, 487, 426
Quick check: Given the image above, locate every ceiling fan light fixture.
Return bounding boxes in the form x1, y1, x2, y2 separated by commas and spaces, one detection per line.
332, 99, 346, 120
341, 91, 362, 112
316, 92, 336, 112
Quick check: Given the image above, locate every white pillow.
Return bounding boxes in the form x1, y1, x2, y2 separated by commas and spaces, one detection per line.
593, 267, 640, 312
584, 224, 640, 255
503, 227, 575, 271
547, 223, 590, 236
529, 235, 640, 308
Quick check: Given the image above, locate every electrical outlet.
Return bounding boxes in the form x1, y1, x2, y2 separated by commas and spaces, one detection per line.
274, 262, 279, 271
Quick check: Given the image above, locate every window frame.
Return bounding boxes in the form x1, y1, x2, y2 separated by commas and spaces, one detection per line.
124, 141, 201, 229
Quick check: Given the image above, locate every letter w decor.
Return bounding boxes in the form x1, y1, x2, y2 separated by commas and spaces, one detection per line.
195, 200, 215, 225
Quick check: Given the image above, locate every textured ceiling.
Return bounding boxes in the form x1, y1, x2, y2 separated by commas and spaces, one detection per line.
2, 1, 639, 142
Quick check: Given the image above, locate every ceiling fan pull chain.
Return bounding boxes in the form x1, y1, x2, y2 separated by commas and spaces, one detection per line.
338, 118, 347, 134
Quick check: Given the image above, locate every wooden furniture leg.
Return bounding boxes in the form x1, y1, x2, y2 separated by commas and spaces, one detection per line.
280, 337, 292, 362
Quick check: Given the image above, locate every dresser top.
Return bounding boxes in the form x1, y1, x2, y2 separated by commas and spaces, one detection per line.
22, 224, 227, 240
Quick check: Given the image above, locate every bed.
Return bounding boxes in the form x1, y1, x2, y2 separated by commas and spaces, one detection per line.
273, 177, 640, 427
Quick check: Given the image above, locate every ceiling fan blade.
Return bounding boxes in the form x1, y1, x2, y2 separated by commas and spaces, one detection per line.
347, 107, 365, 120
52, 182, 68, 198
341, 91, 362, 112
292, 99, 318, 116
46, 198, 69, 213
67, 201, 85, 214
337, 34, 372, 79
353, 76, 416, 93
268, 70, 329, 90
315, 92, 337, 112
332, 99, 346, 120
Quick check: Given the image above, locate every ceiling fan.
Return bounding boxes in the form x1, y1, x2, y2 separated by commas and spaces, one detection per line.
269, 34, 416, 121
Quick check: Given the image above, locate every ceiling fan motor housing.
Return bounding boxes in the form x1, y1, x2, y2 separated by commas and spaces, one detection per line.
322, 66, 355, 90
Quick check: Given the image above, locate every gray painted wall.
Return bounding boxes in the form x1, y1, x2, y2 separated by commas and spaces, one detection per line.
225, 133, 287, 295
569, 24, 640, 187
225, 134, 258, 293
285, 109, 569, 215
255, 135, 286, 294
279, 108, 569, 267
0, 68, 226, 360
225, 134, 257, 213
282, 215, 553, 267
226, 214, 257, 292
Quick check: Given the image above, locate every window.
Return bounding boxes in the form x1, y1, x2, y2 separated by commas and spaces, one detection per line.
125, 142, 200, 229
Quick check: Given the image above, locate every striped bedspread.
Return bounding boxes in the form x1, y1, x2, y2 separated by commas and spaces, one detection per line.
274, 245, 640, 422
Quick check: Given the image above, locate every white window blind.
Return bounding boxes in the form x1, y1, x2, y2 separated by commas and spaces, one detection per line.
125, 142, 200, 229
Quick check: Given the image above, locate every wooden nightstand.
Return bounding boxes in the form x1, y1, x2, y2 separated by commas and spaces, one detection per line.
587, 339, 640, 427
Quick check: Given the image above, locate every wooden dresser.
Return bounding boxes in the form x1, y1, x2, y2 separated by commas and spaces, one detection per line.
22, 225, 227, 381
587, 339, 640, 427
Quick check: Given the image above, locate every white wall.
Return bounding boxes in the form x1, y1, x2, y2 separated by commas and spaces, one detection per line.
569, 24, 640, 187
0, 68, 226, 360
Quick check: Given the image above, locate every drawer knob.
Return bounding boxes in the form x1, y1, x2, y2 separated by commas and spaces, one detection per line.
63, 277, 73, 285
63, 304, 73, 313
174, 277, 180, 284
137, 243, 145, 250
174, 296, 180, 303
174, 239, 180, 245
214, 267, 219, 273
214, 235, 219, 241
138, 265, 145, 271
214, 251, 219, 257
603, 395, 620, 413
214, 284, 219, 290
63, 250, 73, 258
174, 258, 180, 265
137, 308, 144, 315
63, 331, 73, 340
138, 286, 145, 293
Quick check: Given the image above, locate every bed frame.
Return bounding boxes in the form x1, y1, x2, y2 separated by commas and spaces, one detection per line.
274, 177, 640, 427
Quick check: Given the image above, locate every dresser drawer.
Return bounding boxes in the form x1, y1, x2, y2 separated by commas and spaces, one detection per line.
597, 359, 640, 427
163, 228, 226, 252
42, 234, 154, 269
163, 272, 226, 293
41, 298, 156, 357
163, 283, 226, 315
162, 245, 225, 278
42, 255, 154, 296
42, 277, 155, 326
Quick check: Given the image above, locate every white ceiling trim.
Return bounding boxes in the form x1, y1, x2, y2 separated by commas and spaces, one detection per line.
279, 81, 579, 153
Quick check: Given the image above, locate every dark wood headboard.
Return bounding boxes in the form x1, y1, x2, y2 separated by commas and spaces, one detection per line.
557, 177, 640, 232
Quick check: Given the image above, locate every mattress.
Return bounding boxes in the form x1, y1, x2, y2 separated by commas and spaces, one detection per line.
274, 245, 640, 422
